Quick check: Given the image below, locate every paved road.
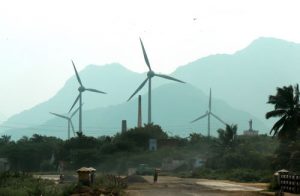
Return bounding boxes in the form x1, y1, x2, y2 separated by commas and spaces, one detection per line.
35, 174, 268, 195
126, 176, 266, 196
196, 179, 263, 191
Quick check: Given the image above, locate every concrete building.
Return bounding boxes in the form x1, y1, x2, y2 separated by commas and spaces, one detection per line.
0, 158, 9, 172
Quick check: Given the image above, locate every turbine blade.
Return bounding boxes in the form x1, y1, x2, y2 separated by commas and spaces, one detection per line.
69, 94, 80, 113
71, 60, 83, 86
210, 112, 227, 125
70, 103, 83, 118
191, 112, 208, 123
50, 112, 69, 120
139, 38, 152, 71
155, 74, 185, 83
85, 88, 106, 94
127, 78, 148, 101
70, 120, 76, 136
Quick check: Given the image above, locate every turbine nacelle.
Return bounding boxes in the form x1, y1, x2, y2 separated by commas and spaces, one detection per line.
147, 70, 155, 78
78, 86, 85, 92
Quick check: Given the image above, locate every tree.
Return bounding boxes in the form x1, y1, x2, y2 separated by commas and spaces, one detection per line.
0, 135, 11, 145
113, 123, 168, 151
58, 135, 101, 168
266, 84, 300, 140
2, 134, 63, 171
217, 124, 237, 149
189, 133, 204, 144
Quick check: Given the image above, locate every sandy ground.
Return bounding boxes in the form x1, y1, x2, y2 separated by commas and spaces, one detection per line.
126, 176, 268, 196
35, 174, 300, 196
36, 174, 300, 195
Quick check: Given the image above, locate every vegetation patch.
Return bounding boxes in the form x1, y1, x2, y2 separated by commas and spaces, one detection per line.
0, 172, 62, 196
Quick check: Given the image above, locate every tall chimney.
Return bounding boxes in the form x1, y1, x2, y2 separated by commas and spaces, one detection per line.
138, 95, 142, 128
122, 120, 127, 133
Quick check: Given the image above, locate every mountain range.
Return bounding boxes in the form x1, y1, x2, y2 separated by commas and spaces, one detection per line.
2, 37, 300, 139
6, 83, 267, 139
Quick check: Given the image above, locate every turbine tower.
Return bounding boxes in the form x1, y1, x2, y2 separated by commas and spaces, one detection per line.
128, 38, 185, 124
191, 88, 227, 137
137, 95, 142, 128
50, 106, 80, 139
69, 60, 106, 134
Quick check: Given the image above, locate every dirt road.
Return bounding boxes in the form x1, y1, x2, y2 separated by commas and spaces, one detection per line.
126, 176, 267, 196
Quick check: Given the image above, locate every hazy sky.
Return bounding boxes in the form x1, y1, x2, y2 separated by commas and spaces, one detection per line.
1, 0, 300, 120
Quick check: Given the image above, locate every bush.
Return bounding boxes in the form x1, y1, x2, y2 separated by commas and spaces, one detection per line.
62, 174, 126, 196
40, 160, 55, 171
268, 176, 280, 191
0, 172, 61, 196
191, 168, 272, 182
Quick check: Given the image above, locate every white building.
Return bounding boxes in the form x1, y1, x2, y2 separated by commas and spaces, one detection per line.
149, 138, 157, 151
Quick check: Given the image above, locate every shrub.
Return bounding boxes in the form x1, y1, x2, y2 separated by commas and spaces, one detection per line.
191, 168, 272, 183
0, 172, 61, 196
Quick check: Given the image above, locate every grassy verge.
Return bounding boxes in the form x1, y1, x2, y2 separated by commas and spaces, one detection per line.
0, 172, 62, 196
185, 168, 273, 183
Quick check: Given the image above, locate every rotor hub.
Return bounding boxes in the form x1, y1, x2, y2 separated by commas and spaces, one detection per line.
78, 86, 85, 92
147, 70, 155, 78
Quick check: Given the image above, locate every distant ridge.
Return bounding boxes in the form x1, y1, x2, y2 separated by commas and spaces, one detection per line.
2, 37, 300, 138
5, 84, 267, 139
173, 37, 300, 126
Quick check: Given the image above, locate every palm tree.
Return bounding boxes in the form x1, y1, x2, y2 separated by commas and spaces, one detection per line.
266, 84, 300, 140
0, 135, 11, 144
217, 124, 237, 149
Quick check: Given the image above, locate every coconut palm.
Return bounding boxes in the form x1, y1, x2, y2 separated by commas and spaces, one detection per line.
0, 135, 11, 144
217, 124, 237, 149
266, 84, 300, 140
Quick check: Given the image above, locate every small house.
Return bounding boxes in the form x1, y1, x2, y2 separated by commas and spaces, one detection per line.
77, 167, 96, 186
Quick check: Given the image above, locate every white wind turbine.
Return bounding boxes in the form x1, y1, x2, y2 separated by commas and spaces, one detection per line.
127, 38, 185, 124
50, 106, 81, 139
69, 60, 106, 134
191, 88, 227, 137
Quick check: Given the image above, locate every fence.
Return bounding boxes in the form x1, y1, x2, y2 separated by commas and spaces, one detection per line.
279, 174, 300, 193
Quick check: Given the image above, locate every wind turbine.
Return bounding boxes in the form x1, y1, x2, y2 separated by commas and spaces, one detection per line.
50, 106, 81, 139
191, 88, 227, 137
69, 60, 106, 134
127, 38, 185, 124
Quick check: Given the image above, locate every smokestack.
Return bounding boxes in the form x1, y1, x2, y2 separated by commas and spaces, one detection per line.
138, 95, 142, 128
122, 120, 127, 133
